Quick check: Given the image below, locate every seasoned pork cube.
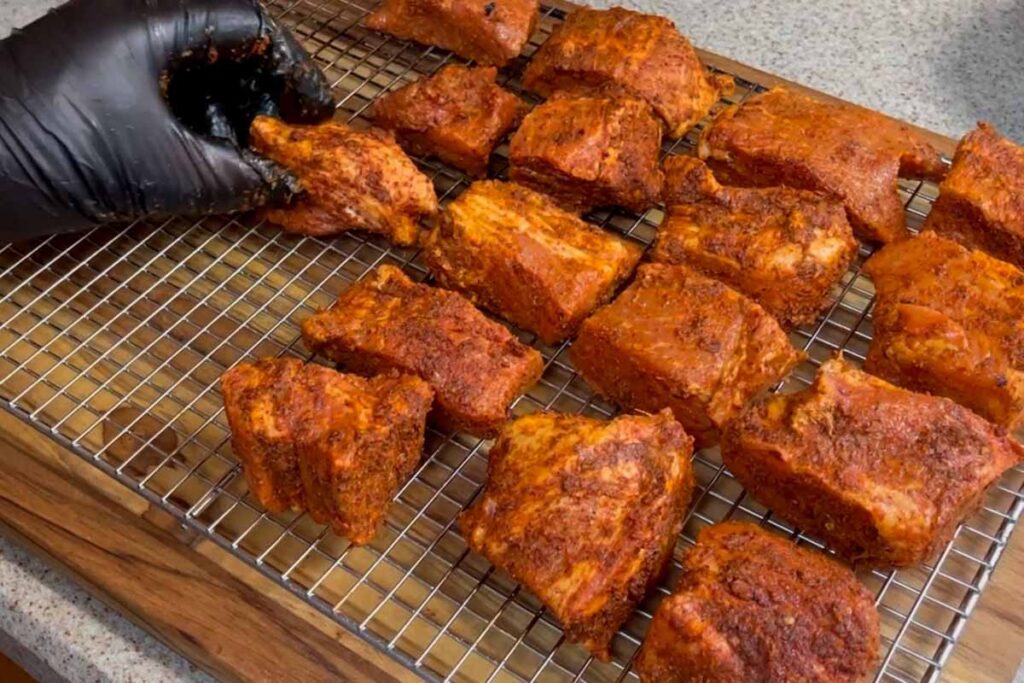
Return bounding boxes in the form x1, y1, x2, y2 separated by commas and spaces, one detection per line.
249, 115, 437, 247
698, 87, 946, 243
301, 265, 544, 437
722, 358, 1024, 567
372, 65, 527, 177
523, 6, 733, 138
424, 180, 642, 343
923, 122, 1024, 267
635, 522, 879, 682
570, 263, 802, 448
654, 156, 857, 326
865, 232, 1024, 429
297, 366, 433, 543
220, 359, 433, 544
460, 410, 694, 660
365, 0, 539, 67
509, 95, 664, 213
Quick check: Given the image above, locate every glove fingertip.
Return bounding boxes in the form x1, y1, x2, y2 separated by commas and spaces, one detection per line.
241, 149, 302, 205
260, 14, 335, 123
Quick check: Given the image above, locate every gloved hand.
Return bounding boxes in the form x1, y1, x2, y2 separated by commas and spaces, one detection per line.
0, 0, 335, 241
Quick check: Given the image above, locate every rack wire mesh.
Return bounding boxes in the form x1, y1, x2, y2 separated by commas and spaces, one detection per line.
0, 1, 1021, 681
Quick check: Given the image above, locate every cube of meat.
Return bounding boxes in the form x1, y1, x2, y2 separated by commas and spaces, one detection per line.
365, 0, 539, 67
249, 115, 437, 247
220, 358, 308, 512
301, 265, 544, 437
653, 157, 858, 326
721, 358, 1024, 567
864, 232, 1024, 429
220, 359, 433, 544
698, 87, 946, 243
570, 263, 803, 448
372, 65, 527, 177
522, 6, 733, 138
423, 180, 643, 344
635, 522, 879, 682
923, 123, 1024, 267
460, 409, 694, 660
297, 366, 434, 543
509, 96, 664, 213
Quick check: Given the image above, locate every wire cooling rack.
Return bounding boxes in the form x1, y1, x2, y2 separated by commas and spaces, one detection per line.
1, 1, 1021, 681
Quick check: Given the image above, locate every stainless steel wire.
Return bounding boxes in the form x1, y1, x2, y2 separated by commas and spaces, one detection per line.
0, 1, 1021, 681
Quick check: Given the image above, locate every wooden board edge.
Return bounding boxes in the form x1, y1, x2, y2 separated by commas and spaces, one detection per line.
0, 409, 419, 683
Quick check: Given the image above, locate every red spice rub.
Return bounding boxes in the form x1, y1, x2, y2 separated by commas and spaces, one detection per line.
654, 156, 857, 326
460, 409, 694, 660
570, 263, 803, 448
635, 521, 879, 682
301, 265, 544, 437
372, 65, 527, 177
721, 358, 1024, 567
423, 180, 642, 344
220, 359, 433, 544
523, 6, 733, 138
923, 122, 1024, 268
509, 95, 664, 213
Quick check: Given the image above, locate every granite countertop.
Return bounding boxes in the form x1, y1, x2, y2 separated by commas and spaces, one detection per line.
0, 1, 1022, 681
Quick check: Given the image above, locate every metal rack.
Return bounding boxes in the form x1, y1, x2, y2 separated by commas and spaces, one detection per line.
0, 0, 1020, 680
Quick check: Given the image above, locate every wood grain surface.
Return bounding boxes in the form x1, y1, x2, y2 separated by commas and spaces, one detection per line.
0, 409, 418, 683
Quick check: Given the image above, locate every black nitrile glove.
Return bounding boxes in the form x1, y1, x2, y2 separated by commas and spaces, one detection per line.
0, 0, 335, 241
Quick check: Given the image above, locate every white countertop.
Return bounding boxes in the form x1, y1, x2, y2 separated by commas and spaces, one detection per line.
0, 1, 1021, 681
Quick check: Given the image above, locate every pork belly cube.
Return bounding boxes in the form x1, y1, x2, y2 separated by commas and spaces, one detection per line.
460, 409, 694, 660
249, 116, 437, 247
365, 0, 539, 67
509, 96, 664, 213
654, 156, 857, 326
635, 522, 879, 682
372, 65, 527, 177
297, 367, 433, 544
865, 232, 1024, 429
522, 6, 733, 138
220, 359, 433, 544
722, 358, 1024, 567
698, 87, 946, 243
424, 180, 643, 344
221, 358, 309, 512
301, 265, 544, 437
570, 263, 802, 448
923, 123, 1024, 267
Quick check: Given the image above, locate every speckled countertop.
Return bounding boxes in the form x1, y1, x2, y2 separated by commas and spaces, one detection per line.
0, 1, 1022, 681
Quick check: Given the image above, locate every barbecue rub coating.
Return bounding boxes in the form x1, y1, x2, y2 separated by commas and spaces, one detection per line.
297, 366, 433, 543
635, 522, 879, 682
571, 263, 802, 448
372, 65, 527, 177
522, 6, 733, 138
698, 87, 946, 243
923, 122, 1024, 267
220, 359, 433, 544
722, 359, 1024, 567
654, 157, 857, 326
221, 358, 308, 513
460, 410, 694, 660
249, 115, 437, 246
509, 96, 664, 213
301, 265, 544, 437
424, 181, 643, 344
365, 0, 539, 66
865, 232, 1024, 430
